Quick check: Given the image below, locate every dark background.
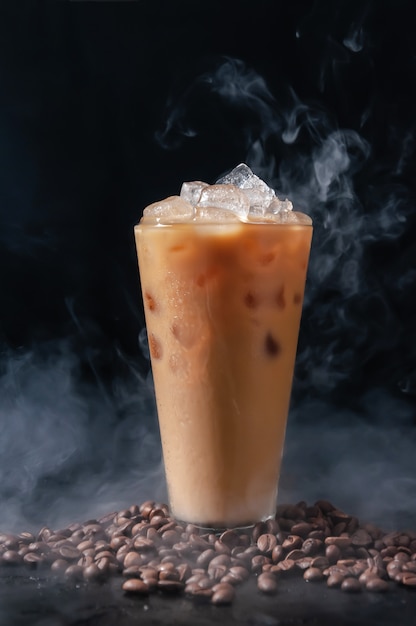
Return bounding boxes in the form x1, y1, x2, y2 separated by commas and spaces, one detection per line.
0, 0, 415, 532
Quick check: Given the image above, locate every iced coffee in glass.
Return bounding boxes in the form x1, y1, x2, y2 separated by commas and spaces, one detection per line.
134, 164, 312, 529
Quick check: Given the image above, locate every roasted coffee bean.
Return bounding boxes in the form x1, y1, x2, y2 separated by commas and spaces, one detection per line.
161, 530, 180, 546
285, 549, 305, 561
23, 552, 45, 567
282, 535, 302, 550
351, 529, 373, 547
303, 567, 324, 582
1, 550, 22, 565
401, 573, 416, 587
211, 583, 235, 604
341, 577, 362, 593
159, 568, 180, 582
198, 552, 223, 569
214, 540, 231, 555
176, 562, 191, 582
386, 561, 402, 580
403, 561, 416, 573
123, 552, 143, 568
191, 587, 213, 602
219, 530, 240, 549
83, 563, 105, 582
229, 565, 249, 581
257, 533, 277, 555
291, 523, 314, 538
51, 558, 69, 574
196, 576, 214, 590
295, 557, 313, 571
302, 538, 323, 556
65, 564, 84, 580
366, 577, 389, 592
257, 572, 278, 594
271, 544, 284, 563
325, 536, 352, 550
4, 499, 416, 608
252, 522, 268, 543
276, 559, 296, 573
325, 544, 341, 564
59, 545, 81, 560
266, 519, 280, 535
156, 579, 184, 593
251, 555, 271, 574
327, 573, 345, 588
77, 539, 95, 552
122, 578, 149, 594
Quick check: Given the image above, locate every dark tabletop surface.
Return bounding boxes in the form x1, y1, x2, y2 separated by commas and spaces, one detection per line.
1, 570, 415, 626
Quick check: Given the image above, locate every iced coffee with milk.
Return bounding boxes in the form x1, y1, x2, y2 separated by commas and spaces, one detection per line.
134, 164, 312, 528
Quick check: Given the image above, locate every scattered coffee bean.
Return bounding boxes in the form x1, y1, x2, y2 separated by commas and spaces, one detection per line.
122, 578, 149, 594
341, 577, 362, 593
211, 583, 235, 605
1, 498, 416, 608
257, 572, 278, 594
303, 567, 324, 582
366, 577, 389, 592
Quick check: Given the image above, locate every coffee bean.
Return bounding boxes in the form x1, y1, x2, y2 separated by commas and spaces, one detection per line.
78, 539, 95, 552
196, 548, 216, 567
1, 550, 22, 565
191, 587, 213, 602
23, 552, 45, 567
257, 572, 278, 594
327, 573, 345, 588
122, 578, 149, 594
83, 563, 105, 582
59, 545, 81, 560
251, 555, 271, 574
282, 535, 302, 550
303, 567, 324, 582
366, 577, 389, 592
176, 562, 191, 582
325, 544, 341, 564
65, 564, 84, 580
271, 544, 284, 563
229, 565, 249, 581
291, 523, 314, 538
257, 533, 277, 555
159, 568, 180, 582
219, 530, 240, 549
4, 499, 416, 609
325, 536, 352, 550
401, 573, 416, 587
214, 540, 231, 555
341, 577, 362, 593
51, 558, 69, 574
211, 583, 235, 604
276, 559, 296, 573
266, 519, 280, 535
157, 580, 184, 593
351, 529, 373, 547
302, 538, 323, 556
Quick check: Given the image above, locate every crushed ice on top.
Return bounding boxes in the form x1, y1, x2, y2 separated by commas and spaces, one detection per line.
143, 164, 300, 224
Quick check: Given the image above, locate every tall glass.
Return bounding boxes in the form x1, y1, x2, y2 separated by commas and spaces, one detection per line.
135, 215, 312, 529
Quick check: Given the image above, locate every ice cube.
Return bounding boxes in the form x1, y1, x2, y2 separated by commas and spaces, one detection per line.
216, 163, 276, 214
195, 206, 240, 222
268, 197, 293, 214
197, 184, 250, 219
180, 181, 208, 207
142, 195, 194, 223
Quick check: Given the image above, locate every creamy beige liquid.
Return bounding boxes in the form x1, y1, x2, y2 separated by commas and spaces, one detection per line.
135, 218, 312, 527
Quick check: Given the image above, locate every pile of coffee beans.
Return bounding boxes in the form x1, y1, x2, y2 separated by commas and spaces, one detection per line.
1, 500, 416, 605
